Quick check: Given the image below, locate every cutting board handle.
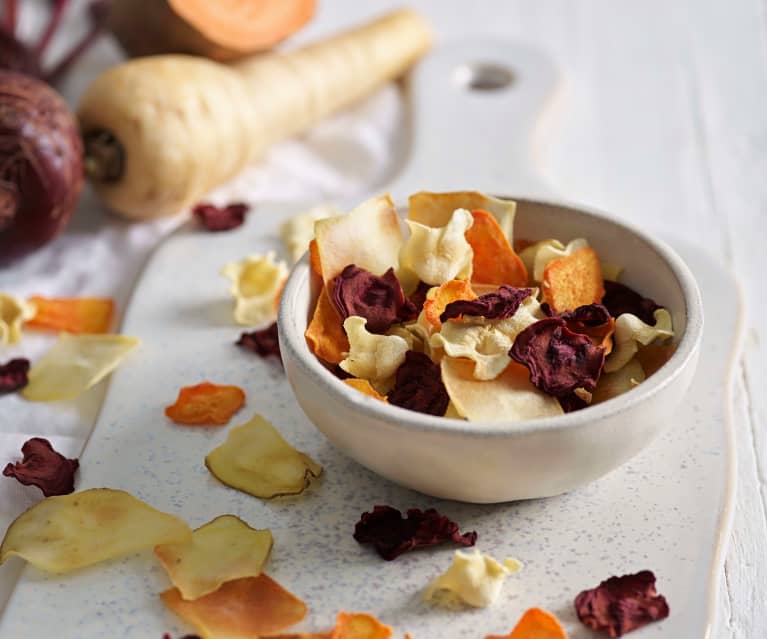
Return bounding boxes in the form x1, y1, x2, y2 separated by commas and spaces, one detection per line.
387, 39, 561, 200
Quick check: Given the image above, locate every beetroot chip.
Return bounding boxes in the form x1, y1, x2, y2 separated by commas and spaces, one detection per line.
558, 392, 589, 413
0, 358, 29, 394
542, 302, 612, 327
193, 202, 249, 232
575, 570, 670, 637
509, 318, 606, 397
388, 351, 450, 416
3, 437, 79, 496
440, 285, 532, 323
408, 281, 432, 315
353, 505, 477, 560
331, 265, 416, 334
237, 322, 281, 362
602, 281, 661, 325
162, 634, 201, 639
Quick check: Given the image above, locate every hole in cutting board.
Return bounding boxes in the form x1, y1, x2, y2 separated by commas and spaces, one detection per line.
453, 62, 515, 91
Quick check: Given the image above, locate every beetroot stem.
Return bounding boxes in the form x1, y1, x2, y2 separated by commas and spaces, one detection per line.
3, 0, 17, 32
34, 0, 69, 55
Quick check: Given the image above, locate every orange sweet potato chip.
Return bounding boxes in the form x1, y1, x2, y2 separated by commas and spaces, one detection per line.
164, 382, 245, 426
466, 210, 527, 287
344, 378, 387, 402
25, 297, 113, 334
423, 280, 476, 330
635, 343, 676, 377
305, 285, 349, 365
309, 239, 323, 279
271, 612, 392, 639
161, 574, 307, 638
485, 607, 568, 639
542, 247, 605, 313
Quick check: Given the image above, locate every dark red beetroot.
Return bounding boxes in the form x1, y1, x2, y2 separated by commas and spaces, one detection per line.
0, 70, 83, 264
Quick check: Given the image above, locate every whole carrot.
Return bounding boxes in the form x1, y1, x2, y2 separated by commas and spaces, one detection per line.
78, 9, 431, 221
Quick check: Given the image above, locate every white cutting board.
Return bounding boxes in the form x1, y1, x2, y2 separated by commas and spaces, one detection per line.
0, 41, 741, 638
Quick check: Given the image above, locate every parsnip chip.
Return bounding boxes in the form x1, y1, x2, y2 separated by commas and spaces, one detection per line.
155, 515, 273, 600
424, 548, 523, 608
0, 488, 191, 573
422, 280, 476, 330
465, 210, 527, 286
400, 209, 474, 285
408, 191, 518, 242
343, 378, 387, 402
542, 246, 605, 312
592, 358, 645, 404
222, 251, 288, 326
25, 296, 114, 334
164, 382, 245, 426
605, 309, 673, 373
441, 358, 563, 421
315, 195, 403, 283
519, 238, 589, 283
0, 293, 35, 345
432, 293, 544, 380
205, 414, 322, 498
22, 334, 139, 402
280, 204, 340, 263
305, 285, 349, 365
339, 316, 408, 386
161, 574, 307, 638
486, 608, 568, 639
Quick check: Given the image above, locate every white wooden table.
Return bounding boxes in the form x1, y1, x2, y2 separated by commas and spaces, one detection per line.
1, 1, 764, 636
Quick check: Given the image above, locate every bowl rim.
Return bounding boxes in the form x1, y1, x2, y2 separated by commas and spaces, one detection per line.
277, 196, 704, 438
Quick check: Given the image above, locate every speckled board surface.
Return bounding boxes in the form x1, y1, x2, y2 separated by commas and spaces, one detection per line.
0, 208, 740, 639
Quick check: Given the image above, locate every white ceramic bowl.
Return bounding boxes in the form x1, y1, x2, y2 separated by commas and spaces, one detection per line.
278, 198, 703, 503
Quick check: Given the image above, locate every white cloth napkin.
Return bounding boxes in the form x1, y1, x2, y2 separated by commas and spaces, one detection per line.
0, 10, 403, 610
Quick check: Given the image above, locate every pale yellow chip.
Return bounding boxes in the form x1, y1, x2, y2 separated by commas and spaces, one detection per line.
0, 293, 35, 345
424, 548, 523, 608
22, 333, 139, 401
592, 358, 645, 404
206, 414, 322, 499
400, 209, 474, 285
222, 251, 288, 326
339, 316, 409, 387
314, 195, 403, 283
604, 309, 674, 373
441, 357, 563, 422
431, 292, 543, 381
408, 191, 518, 243
155, 514, 273, 600
280, 204, 340, 264
0, 488, 191, 573
519, 238, 589, 282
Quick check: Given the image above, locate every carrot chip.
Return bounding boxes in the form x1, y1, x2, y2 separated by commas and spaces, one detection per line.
343, 378, 387, 402
485, 607, 568, 639
25, 296, 114, 334
465, 209, 527, 286
155, 515, 272, 600
305, 284, 350, 365
164, 382, 245, 426
421, 280, 476, 330
206, 414, 322, 498
161, 574, 307, 639
541, 246, 605, 313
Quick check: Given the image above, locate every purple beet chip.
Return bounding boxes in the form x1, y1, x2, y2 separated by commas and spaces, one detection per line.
237, 322, 281, 362
408, 281, 432, 315
3, 437, 79, 496
388, 351, 450, 416
509, 318, 606, 397
0, 358, 29, 394
353, 505, 477, 560
575, 570, 670, 637
331, 265, 416, 333
602, 280, 662, 326
193, 202, 249, 232
440, 285, 532, 323
542, 302, 612, 327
